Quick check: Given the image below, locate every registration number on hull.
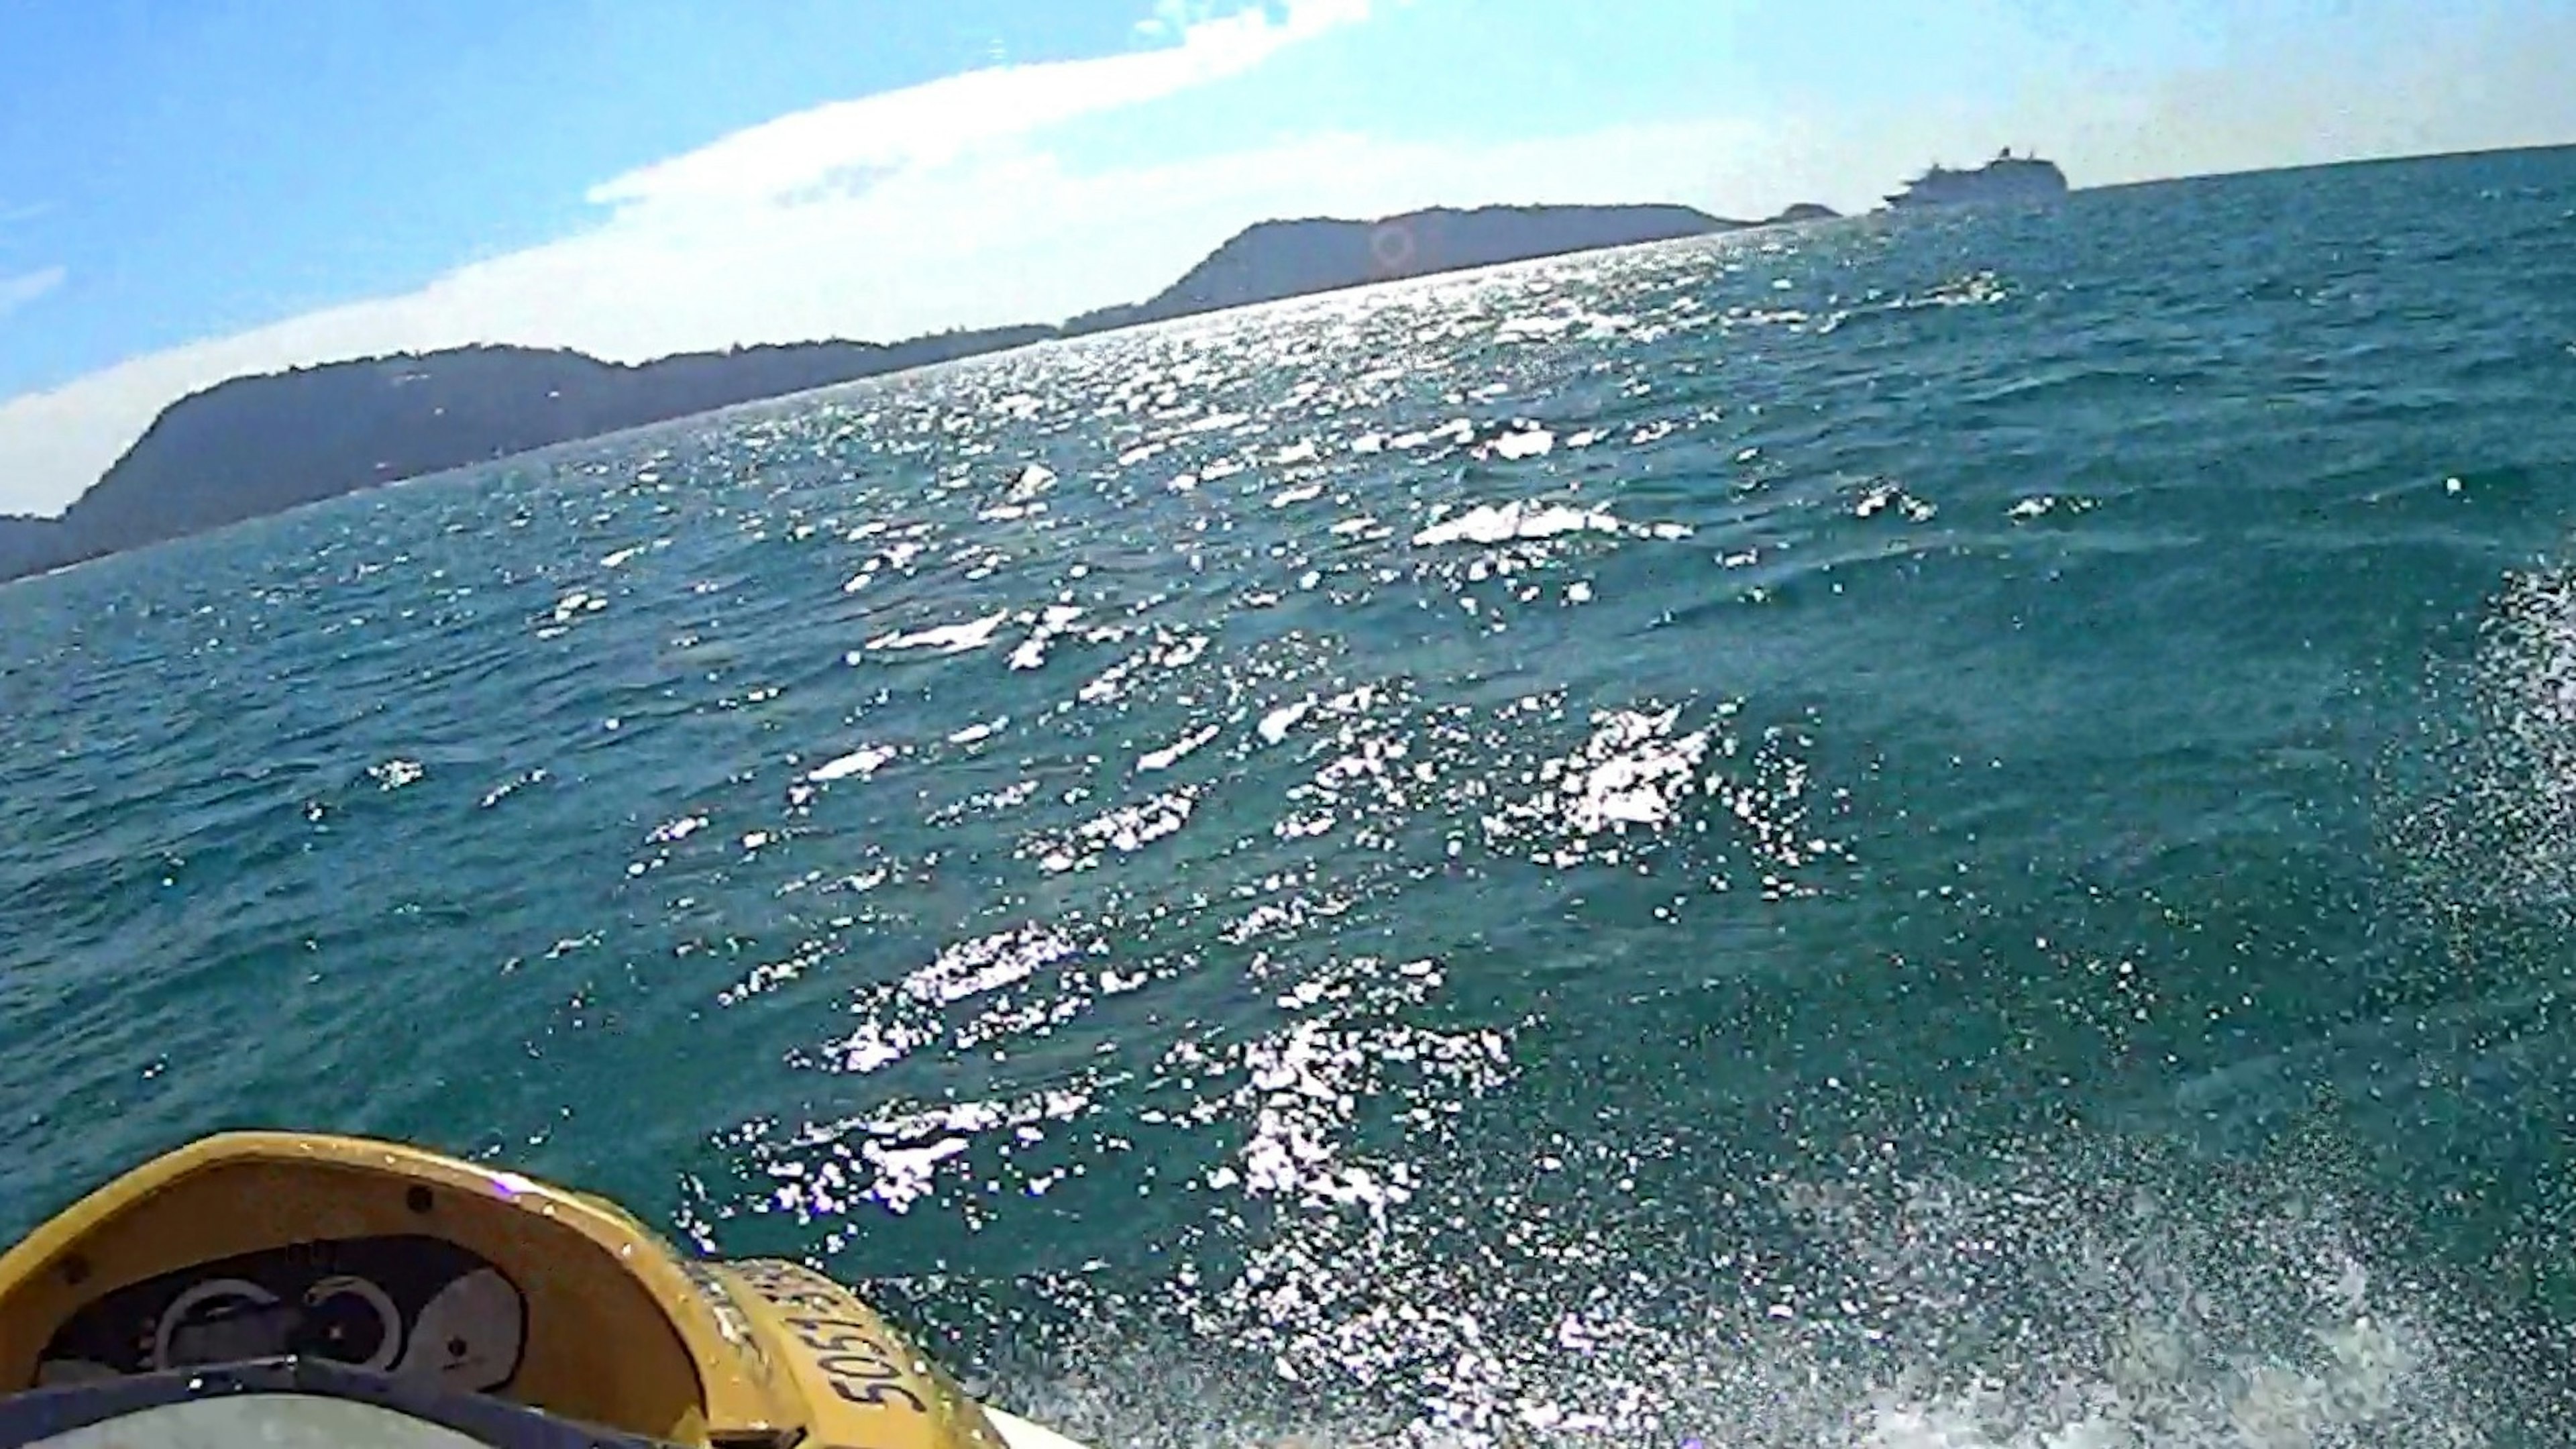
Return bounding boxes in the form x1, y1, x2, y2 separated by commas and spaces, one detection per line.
725, 1260, 934, 1415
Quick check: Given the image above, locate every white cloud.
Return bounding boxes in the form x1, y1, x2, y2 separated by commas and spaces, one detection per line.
590, 0, 1371, 215
0, 0, 2567, 517
0, 266, 65, 321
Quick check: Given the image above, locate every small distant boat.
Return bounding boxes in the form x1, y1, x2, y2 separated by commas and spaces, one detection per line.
0, 1132, 1095, 1449
1884, 148, 2070, 209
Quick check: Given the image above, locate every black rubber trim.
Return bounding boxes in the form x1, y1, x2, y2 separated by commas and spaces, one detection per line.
0, 1358, 685, 1449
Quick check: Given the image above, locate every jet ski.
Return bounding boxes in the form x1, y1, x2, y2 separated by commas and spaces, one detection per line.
0, 1132, 1094, 1449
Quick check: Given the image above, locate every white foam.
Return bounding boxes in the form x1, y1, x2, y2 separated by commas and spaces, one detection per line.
1258, 700, 1316, 744
1411, 501, 1621, 547
1008, 605, 1087, 672
867, 611, 1011, 655
1856, 480, 1939, 522
900, 922, 1082, 1006
860, 1138, 968, 1215
808, 746, 898, 782
1030, 787, 1199, 873
549, 591, 606, 624
645, 813, 707, 843
997, 1140, 2503, 1449
1139, 723, 1221, 772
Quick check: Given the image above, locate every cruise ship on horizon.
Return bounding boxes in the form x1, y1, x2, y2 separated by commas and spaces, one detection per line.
1885, 148, 2071, 209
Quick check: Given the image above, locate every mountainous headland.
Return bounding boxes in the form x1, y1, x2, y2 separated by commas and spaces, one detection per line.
0, 199, 1839, 584
0, 331, 1053, 582
1058, 203, 1738, 334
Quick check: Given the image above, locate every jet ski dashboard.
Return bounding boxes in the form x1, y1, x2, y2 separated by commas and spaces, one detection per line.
0, 1358, 684, 1449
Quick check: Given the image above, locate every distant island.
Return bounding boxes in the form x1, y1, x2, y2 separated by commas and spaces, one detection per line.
1058, 203, 1731, 333
0, 199, 1841, 584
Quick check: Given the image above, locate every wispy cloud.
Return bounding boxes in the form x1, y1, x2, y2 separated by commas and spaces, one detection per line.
590, 0, 1373, 215
0, 266, 66, 321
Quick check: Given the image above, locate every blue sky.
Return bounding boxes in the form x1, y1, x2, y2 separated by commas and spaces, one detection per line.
1, 0, 2570, 515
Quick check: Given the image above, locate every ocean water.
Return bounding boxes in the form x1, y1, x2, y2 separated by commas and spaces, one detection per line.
7, 146, 2576, 1446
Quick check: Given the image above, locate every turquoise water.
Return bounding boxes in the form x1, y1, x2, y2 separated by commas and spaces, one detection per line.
8, 147, 2576, 1445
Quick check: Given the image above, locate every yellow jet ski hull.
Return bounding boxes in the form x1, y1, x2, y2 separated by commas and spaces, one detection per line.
0, 1132, 1069, 1449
